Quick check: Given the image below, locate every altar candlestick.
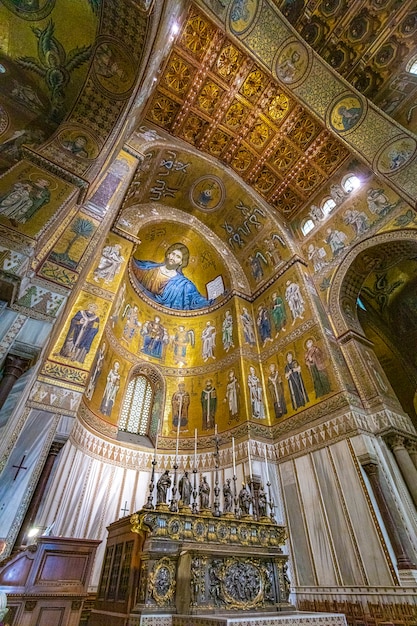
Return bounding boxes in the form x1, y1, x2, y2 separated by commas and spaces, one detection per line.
194, 428, 198, 469
175, 395, 182, 462
232, 437, 236, 476
154, 418, 160, 461
264, 444, 269, 483
247, 440, 253, 481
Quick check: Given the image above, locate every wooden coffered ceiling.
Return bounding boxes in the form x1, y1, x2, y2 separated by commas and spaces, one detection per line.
277, 0, 417, 111
144, 5, 350, 221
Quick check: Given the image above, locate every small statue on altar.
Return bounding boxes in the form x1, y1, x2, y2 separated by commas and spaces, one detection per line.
239, 482, 252, 515
223, 478, 233, 513
156, 470, 171, 504
179, 471, 192, 506
258, 484, 267, 517
199, 475, 210, 509
209, 560, 222, 606
282, 562, 291, 600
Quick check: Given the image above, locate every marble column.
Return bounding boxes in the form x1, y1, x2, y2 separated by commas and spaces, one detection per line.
388, 435, 417, 508
362, 460, 415, 570
0, 353, 31, 410
14, 441, 64, 547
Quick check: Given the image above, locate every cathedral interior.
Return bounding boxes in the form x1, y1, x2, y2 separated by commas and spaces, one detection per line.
0, 0, 417, 624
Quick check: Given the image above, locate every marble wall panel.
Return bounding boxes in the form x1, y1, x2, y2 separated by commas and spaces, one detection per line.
329, 439, 394, 585
279, 460, 316, 586
294, 454, 339, 586
312, 447, 365, 585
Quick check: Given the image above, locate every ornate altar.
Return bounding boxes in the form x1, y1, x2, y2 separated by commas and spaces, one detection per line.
129, 507, 292, 618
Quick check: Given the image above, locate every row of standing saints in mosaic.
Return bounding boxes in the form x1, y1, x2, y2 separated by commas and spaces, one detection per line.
51, 239, 334, 435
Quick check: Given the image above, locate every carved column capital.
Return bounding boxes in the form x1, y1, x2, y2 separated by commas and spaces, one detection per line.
50, 441, 65, 457
0, 353, 31, 411
387, 434, 406, 450
4, 353, 31, 380
361, 460, 379, 478
405, 440, 417, 454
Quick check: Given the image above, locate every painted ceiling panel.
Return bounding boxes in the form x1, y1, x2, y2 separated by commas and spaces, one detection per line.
145, 5, 350, 221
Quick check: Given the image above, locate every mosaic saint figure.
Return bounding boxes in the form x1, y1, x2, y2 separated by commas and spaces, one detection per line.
201, 378, 217, 430
285, 281, 305, 325
0, 177, 50, 224
0, 128, 45, 163
224, 369, 240, 423
329, 183, 347, 205
277, 50, 301, 83
172, 382, 190, 428
267, 362, 287, 418
59, 303, 100, 363
122, 305, 141, 343
307, 243, 327, 272
94, 43, 127, 81
309, 204, 324, 222
271, 291, 287, 337
249, 253, 265, 282
132, 242, 213, 310
222, 309, 234, 352
240, 306, 256, 346
85, 341, 106, 400
263, 237, 281, 267
99, 361, 120, 416
201, 321, 216, 361
172, 325, 194, 366
62, 135, 89, 158
304, 338, 332, 399
93, 243, 124, 284
0, 181, 32, 221
324, 228, 348, 257
257, 305, 273, 346
343, 209, 370, 236
141, 315, 169, 358
366, 188, 392, 216
337, 105, 361, 130
284, 352, 309, 410
365, 350, 389, 393
231, 0, 250, 22
247, 366, 265, 419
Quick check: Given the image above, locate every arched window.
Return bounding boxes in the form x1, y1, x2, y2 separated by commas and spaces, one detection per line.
117, 367, 163, 446
342, 174, 361, 193
321, 197, 336, 216
301, 218, 315, 236
119, 374, 153, 435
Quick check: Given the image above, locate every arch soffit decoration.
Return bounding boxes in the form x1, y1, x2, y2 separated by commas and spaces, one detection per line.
122, 134, 295, 291
127, 135, 294, 248
328, 229, 417, 338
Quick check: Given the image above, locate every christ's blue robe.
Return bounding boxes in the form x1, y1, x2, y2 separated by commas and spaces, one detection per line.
132, 260, 213, 311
